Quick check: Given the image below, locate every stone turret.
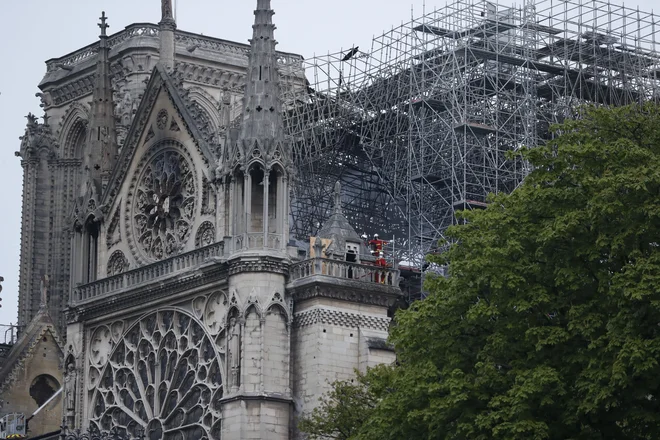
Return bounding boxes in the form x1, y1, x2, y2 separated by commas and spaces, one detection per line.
159, 0, 176, 70
226, 0, 291, 254
219, 2, 294, 439
72, 12, 118, 287
239, 0, 285, 144
81, 12, 118, 196
316, 181, 367, 262
289, 183, 401, 439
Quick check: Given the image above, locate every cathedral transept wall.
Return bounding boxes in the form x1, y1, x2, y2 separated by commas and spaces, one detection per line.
10, 2, 400, 439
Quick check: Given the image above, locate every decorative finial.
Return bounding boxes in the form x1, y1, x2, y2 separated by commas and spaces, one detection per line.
40, 274, 49, 308
98, 11, 109, 36
161, 0, 174, 22
334, 181, 342, 214
159, 0, 176, 69
26, 113, 38, 127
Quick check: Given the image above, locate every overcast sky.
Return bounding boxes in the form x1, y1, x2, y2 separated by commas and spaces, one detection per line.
0, 0, 656, 327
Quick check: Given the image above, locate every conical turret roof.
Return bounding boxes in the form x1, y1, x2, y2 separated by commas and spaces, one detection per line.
318, 182, 362, 247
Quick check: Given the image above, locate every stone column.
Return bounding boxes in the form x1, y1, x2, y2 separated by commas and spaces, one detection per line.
262, 170, 270, 248
244, 172, 251, 248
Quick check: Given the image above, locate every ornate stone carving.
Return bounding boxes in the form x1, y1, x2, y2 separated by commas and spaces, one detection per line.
229, 290, 239, 307
267, 292, 287, 317
17, 114, 58, 161
88, 310, 223, 438
71, 256, 228, 321
156, 109, 169, 130
195, 221, 215, 248
106, 206, 121, 248
116, 89, 138, 127
110, 321, 125, 342
227, 257, 289, 276
107, 250, 128, 276
145, 125, 155, 143
106, 74, 163, 203
294, 308, 390, 332
200, 176, 216, 216
290, 284, 398, 308
58, 102, 90, 157
35, 91, 53, 109
227, 316, 240, 391
161, 0, 173, 20
64, 362, 77, 412
50, 75, 95, 107
204, 291, 228, 335
192, 296, 206, 319
89, 326, 113, 366
130, 148, 196, 262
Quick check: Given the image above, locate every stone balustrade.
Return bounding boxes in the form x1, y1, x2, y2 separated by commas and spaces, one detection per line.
229, 233, 284, 253
289, 258, 399, 286
46, 24, 303, 73
73, 241, 224, 305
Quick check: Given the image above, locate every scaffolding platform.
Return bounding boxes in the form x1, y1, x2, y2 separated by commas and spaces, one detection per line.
454, 122, 499, 136
281, 0, 660, 301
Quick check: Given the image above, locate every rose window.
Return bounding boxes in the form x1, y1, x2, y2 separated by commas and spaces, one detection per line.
133, 150, 195, 261
89, 310, 223, 440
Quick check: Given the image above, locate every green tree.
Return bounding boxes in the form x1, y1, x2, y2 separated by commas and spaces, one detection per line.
298, 371, 379, 440
300, 104, 660, 439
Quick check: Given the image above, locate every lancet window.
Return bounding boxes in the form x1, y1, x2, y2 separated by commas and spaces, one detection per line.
83, 219, 99, 283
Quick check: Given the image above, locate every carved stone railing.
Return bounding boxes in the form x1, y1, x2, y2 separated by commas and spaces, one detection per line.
73, 241, 224, 305
46, 23, 303, 73
230, 233, 285, 253
46, 24, 160, 72
289, 258, 400, 287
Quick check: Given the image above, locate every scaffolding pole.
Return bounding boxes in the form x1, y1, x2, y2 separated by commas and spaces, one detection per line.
281, 0, 660, 300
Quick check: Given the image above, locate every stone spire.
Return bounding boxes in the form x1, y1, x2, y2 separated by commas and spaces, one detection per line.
159, 0, 176, 70
239, 0, 284, 143
318, 180, 364, 259
333, 181, 342, 215
83, 11, 118, 195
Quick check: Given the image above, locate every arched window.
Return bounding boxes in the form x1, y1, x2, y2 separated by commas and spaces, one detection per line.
232, 169, 246, 236
83, 219, 99, 283
268, 170, 278, 233
249, 166, 265, 232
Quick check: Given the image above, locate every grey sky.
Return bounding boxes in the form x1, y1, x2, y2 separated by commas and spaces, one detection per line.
0, 0, 656, 326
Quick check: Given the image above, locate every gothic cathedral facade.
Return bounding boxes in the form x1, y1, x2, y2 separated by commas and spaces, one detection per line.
12, 1, 400, 438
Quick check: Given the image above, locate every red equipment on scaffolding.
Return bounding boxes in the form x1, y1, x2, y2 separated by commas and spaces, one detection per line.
368, 234, 389, 267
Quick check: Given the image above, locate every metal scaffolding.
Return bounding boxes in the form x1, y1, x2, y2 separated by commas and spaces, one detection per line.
282, 0, 660, 299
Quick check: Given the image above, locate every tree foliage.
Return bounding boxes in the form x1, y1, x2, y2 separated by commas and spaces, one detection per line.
299, 104, 660, 439
297, 371, 379, 440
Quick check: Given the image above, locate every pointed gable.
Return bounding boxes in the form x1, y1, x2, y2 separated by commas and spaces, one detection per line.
317, 182, 369, 260
0, 308, 64, 395
99, 65, 220, 269
102, 64, 216, 206
0, 308, 64, 438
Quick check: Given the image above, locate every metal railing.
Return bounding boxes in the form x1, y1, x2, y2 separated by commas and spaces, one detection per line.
290, 258, 399, 286
0, 324, 22, 345
73, 242, 224, 305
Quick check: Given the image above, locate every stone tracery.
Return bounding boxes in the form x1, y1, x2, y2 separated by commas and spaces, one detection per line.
107, 250, 128, 276
195, 221, 215, 248
156, 109, 169, 130
131, 149, 196, 261
88, 310, 223, 440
